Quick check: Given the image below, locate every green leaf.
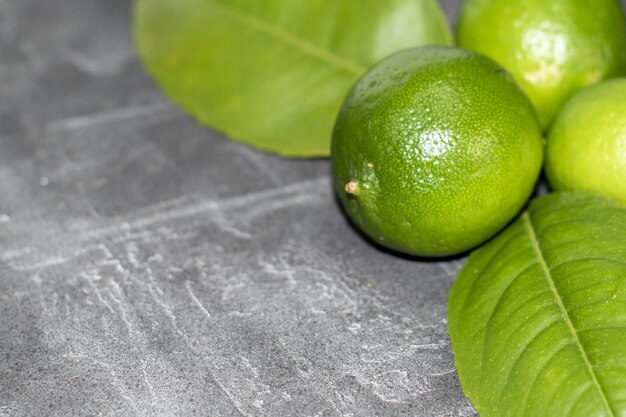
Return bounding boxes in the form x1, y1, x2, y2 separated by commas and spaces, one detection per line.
134, 0, 452, 157
448, 192, 626, 417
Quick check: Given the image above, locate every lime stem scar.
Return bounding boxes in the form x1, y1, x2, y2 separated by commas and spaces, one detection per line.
345, 181, 359, 195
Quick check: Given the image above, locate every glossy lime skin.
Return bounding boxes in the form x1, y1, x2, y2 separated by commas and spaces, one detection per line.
332, 46, 543, 257
458, 0, 626, 130
546, 78, 626, 205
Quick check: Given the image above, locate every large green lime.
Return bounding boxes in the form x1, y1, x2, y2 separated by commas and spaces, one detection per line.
332, 46, 543, 257
546, 78, 626, 205
458, 0, 626, 130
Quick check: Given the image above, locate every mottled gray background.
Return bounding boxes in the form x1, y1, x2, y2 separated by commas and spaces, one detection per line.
5, 0, 620, 416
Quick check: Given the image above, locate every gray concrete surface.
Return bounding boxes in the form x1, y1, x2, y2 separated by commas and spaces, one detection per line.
2, 0, 621, 415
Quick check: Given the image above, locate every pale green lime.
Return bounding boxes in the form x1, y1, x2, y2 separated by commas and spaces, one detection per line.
458, 0, 626, 129
546, 78, 626, 205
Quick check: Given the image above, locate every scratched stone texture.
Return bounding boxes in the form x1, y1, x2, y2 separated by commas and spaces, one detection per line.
0, 0, 525, 416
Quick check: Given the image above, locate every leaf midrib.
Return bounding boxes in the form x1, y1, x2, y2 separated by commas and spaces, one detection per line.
208, 0, 366, 76
522, 212, 615, 417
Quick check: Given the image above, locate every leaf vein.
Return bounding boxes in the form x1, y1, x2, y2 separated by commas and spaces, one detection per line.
208, 1, 365, 75
522, 212, 616, 417
563, 382, 593, 417
455, 228, 526, 335
480, 262, 543, 366
522, 340, 574, 415
488, 290, 553, 339
578, 325, 626, 333
496, 319, 561, 403
553, 277, 622, 301
570, 299, 626, 314
551, 257, 626, 271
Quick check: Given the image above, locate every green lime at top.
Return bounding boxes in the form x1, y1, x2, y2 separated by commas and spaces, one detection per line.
458, 0, 626, 130
332, 46, 543, 257
546, 78, 626, 205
